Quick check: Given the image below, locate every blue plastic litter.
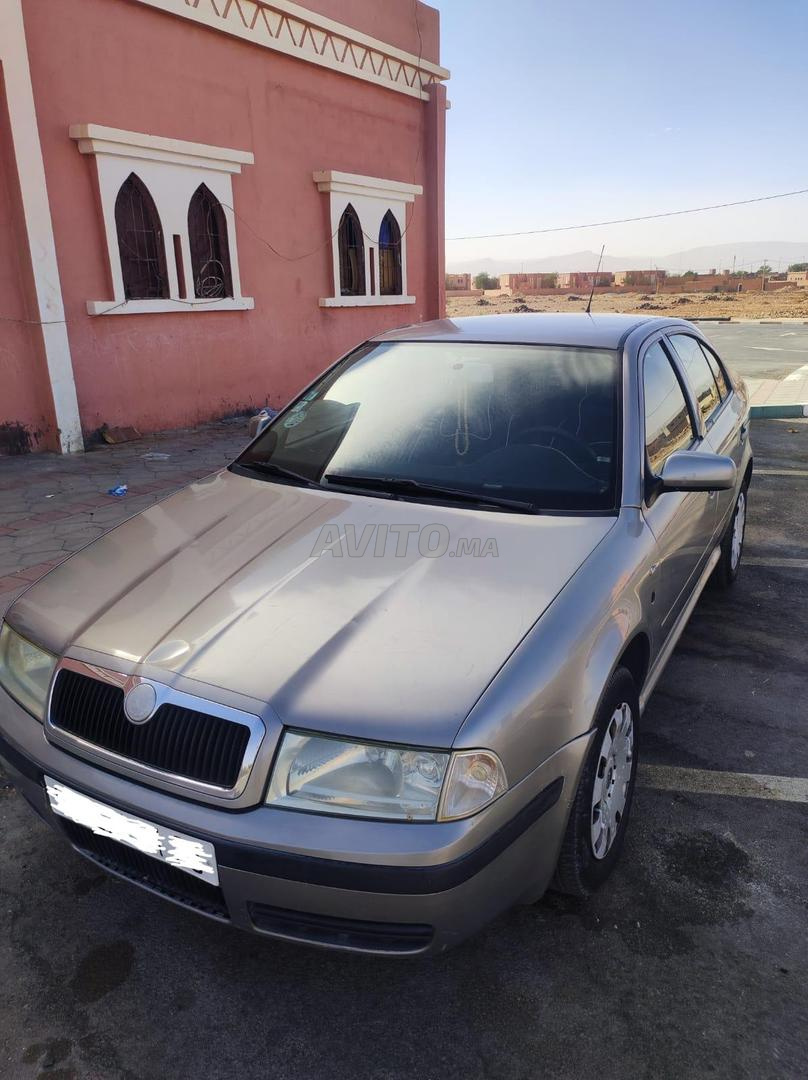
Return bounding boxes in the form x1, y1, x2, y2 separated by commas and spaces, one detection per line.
107, 485, 128, 497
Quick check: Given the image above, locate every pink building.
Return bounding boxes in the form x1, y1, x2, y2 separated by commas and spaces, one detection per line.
0, 0, 448, 453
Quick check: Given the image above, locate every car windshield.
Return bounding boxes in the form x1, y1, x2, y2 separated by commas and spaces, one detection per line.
236, 341, 621, 512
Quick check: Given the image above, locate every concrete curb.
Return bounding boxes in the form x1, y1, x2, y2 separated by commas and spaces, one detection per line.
750, 404, 808, 419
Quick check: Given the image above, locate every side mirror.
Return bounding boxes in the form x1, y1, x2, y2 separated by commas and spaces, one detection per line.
659, 450, 736, 493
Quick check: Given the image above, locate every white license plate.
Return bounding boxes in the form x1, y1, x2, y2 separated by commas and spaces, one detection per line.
45, 778, 219, 886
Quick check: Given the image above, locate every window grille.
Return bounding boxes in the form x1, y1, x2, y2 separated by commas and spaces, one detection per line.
114, 173, 169, 299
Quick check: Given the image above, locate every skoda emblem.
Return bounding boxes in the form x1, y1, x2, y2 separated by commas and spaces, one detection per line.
123, 683, 157, 725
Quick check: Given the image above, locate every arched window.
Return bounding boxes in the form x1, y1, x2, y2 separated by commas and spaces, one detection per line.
114, 174, 169, 299
188, 184, 233, 298
378, 210, 402, 296
338, 204, 365, 296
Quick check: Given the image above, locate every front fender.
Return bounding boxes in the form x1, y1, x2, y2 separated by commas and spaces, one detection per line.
454, 508, 656, 786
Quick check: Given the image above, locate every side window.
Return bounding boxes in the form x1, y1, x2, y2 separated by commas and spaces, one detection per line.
698, 341, 729, 398
188, 184, 233, 298
114, 173, 169, 300
378, 210, 402, 296
643, 341, 696, 475
337, 204, 365, 296
668, 334, 722, 424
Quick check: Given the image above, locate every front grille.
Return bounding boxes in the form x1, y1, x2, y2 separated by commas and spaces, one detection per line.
61, 818, 229, 919
248, 903, 434, 954
50, 669, 250, 789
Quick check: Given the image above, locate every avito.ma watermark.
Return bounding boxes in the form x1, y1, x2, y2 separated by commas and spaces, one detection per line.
310, 524, 499, 559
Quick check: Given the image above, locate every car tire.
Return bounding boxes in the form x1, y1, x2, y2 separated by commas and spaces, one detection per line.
712, 481, 748, 590
551, 667, 639, 897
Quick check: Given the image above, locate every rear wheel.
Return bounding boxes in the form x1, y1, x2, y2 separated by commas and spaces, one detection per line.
713, 483, 748, 590
552, 667, 639, 897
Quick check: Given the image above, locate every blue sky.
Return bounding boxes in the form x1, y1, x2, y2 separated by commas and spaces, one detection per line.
439, 0, 808, 264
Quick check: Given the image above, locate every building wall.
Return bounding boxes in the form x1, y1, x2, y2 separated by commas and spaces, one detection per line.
613, 270, 666, 287
5, 0, 445, 447
500, 273, 558, 293
556, 272, 613, 289
446, 273, 471, 290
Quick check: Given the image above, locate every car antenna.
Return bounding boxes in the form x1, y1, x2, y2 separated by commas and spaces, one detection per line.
585, 244, 606, 315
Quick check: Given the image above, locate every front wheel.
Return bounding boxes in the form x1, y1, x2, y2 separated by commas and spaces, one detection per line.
712, 483, 748, 590
552, 667, 639, 897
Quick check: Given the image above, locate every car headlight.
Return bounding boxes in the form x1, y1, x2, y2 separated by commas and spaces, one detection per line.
266, 732, 507, 822
0, 623, 57, 721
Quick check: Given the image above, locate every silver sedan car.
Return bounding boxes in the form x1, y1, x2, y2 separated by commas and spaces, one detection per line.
0, 314, 751, 955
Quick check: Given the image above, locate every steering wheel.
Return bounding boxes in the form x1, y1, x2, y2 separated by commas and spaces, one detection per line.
511, 425, 601, 471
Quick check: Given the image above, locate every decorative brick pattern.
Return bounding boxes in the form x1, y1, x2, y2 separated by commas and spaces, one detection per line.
134, 0, 449, 100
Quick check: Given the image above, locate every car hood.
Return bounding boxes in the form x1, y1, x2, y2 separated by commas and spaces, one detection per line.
11, 470, 615, 747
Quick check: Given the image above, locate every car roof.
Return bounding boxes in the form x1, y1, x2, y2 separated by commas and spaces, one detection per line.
372, 312, 695, 350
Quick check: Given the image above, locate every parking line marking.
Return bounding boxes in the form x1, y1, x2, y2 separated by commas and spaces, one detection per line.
755, 468, 808, 477
639, 765, 808, 803
744, 556, 808, 569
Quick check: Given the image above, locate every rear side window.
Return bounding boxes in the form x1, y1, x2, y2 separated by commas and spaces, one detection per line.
668, 334, 722, 423
698, 341, 729, 397
643, 341, 696, 475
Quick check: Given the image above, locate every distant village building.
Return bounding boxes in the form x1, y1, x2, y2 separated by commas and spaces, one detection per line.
0, 0, 448, 454
500, 273, 558, 293
446, 273, 472, 290
787, 270, 808, 286
613, 270, 667, 287
556, 272, 614, 289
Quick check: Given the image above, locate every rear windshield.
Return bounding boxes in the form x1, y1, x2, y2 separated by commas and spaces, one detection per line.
237, 341, 621, 512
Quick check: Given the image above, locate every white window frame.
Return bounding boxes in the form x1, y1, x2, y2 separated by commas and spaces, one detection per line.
70, 124, 254, 315
313, 171, 421, 307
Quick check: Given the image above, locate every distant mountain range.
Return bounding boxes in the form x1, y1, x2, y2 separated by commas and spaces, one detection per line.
446, 241, 808, 277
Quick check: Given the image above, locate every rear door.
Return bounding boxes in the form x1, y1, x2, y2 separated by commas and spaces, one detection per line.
640, 338, 711, 635
667, 332, 745, 536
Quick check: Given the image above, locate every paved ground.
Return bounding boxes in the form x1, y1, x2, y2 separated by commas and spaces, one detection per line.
696, 325, 808, 411
697, 323, 808, 381
0, 420, 248, 611
1, 419, 807, 1080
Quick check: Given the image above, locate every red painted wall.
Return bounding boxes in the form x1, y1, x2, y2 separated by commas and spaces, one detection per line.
17, 0, 444, 441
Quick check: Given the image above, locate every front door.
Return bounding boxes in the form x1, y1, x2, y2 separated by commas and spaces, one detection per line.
640, 340, 714, 638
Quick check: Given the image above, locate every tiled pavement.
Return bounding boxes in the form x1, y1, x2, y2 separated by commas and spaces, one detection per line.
0, 419, 248, 615
747, 362, 808, 411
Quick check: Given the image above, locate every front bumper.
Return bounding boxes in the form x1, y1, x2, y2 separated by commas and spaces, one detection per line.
0, 688, 592, 956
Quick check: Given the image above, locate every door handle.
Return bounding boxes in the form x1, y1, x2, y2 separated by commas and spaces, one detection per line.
740, 421, 749, 444
708, 490, 717, 499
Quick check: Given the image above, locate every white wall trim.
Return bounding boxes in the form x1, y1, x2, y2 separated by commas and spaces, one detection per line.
72, 123, 253, 314
313, 170, 422, 202
86, 297, 255, 316
0, 0, 83, 452
320, 295, 415, 308
131, 0, 449, 101
70, 124, 254, 174
315, 171, 419, 308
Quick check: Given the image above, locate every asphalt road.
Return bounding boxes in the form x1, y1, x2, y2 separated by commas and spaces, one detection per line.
697, 323, 808, 380
1, 420, 807, 1080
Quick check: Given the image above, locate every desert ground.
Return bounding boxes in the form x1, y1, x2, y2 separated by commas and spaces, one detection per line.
447, 288, 808, 321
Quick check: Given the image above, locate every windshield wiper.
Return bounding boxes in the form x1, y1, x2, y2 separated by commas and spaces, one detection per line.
234, 460, 321, 488
323, 473, 536, 513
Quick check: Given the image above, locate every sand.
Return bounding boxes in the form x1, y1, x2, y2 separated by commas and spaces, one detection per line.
446, 289, 808, 321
